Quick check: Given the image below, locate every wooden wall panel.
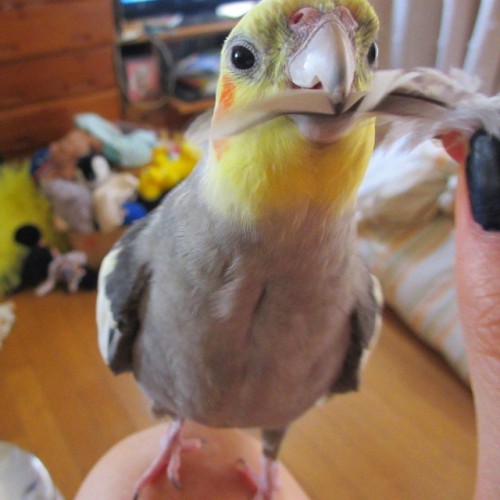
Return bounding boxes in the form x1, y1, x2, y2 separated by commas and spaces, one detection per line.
0, 0, 116, 62
0, 46, 117, 109
0, 89, 121, 156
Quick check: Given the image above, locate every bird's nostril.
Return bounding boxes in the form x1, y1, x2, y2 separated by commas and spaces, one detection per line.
289, 11, 304, 25
289, 7, 320, 27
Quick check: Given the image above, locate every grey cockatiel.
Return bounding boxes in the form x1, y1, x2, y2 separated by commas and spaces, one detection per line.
98, 0, 382, 497
97, 0, 500, 498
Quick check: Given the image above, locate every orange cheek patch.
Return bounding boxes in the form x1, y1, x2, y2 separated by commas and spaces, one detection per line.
219, 76, 236, 111
212, 77, 234, 159
213, 138, 230, 161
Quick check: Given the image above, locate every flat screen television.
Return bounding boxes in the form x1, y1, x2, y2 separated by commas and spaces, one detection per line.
120, 0, 233, 19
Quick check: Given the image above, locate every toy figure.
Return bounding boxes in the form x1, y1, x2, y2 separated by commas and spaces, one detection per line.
137, 137, 201, 204
14, 225, 98, 296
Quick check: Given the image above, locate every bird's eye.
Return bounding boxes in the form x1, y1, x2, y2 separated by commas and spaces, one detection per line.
367, 42, 378, 66
231, 45, 256, 70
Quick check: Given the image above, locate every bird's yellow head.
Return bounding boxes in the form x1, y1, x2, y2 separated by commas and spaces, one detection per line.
204, 0, 379, 225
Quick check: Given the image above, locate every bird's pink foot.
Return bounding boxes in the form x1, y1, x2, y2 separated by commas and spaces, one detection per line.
236, 456, 280, 500
133, 419, 202, 499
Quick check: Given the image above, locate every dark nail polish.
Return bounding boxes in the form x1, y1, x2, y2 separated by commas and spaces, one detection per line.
466, 129, 500, 231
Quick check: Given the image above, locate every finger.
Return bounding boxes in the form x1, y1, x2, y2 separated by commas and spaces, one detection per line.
455, 130, 500, 497
440, 131, 469, 164
455, 130, 500, 356
75, 423, 308, 500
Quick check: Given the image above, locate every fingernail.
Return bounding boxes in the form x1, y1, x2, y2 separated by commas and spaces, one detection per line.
466, 129, 500, 231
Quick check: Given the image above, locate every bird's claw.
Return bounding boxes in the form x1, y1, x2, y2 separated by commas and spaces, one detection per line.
236, 457, 280, 500
166, 436, 204, 489
167, 444, 182, 489
133, 421, 203, 498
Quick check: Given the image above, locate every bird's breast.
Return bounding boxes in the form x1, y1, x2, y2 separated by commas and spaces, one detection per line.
134, 213, 359, 429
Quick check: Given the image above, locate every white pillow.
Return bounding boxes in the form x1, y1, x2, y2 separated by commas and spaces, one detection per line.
357, 139, 457, 228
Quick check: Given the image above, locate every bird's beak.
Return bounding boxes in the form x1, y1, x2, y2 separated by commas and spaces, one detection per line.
288, 18, 356, 110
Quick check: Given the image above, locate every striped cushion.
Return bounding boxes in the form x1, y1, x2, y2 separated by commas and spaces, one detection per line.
357, 140, 468, 384
359, 220, 468, 383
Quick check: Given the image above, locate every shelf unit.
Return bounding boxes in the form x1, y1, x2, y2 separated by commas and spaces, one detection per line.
120, 19, 237, 45
117, 16, 237, 122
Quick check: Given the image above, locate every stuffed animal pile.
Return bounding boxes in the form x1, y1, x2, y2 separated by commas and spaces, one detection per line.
30, 116, 200, 235
1, 114, 201, 296
32, 129, 145, 234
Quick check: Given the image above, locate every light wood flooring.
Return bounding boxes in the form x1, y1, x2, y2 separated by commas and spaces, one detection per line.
0, 291, 476, 499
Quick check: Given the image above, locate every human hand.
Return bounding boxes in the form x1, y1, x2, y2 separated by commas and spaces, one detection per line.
75, 422, 308, 499
442, 130, 500, 499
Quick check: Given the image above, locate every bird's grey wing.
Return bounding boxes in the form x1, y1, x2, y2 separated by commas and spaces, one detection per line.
331, 271, 383, 394
97, 217, 152, 374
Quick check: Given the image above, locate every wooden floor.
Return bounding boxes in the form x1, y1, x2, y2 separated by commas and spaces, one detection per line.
0, 291, 476, 499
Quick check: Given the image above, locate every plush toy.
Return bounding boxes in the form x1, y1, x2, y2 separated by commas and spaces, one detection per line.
35, 250, 94, 296
93, 173, 140, 232
137, 138, 201, 203
122, 201, 148, 225
78, 153, 147, 231
77, 153, 112, 189
14, 225, 98, 296
0, 159, 65, 295
49, 129, 103, 180
30, 139, 109, 235
39, 151, 145, 235
40, 178, 94, 234
30, 147, 54, 182
14, 225, 53, 289
75, 113, 157, 168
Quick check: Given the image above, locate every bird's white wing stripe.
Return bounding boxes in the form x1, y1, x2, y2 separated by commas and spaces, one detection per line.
96, 247, 121, 364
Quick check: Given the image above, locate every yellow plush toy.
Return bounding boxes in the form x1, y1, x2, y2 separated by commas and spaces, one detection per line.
137, 137, 201, 202
0, 160, 65, 294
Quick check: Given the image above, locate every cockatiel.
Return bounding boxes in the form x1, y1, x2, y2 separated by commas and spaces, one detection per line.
97, 0, 382, 497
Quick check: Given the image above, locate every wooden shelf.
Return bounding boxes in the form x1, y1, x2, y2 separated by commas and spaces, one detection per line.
119, 15, 234, 123
120, 19, 237, 45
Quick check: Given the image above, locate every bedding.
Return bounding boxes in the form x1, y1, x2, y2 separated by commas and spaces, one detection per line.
357, 139, 468, 384
354, 0, 500, 386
